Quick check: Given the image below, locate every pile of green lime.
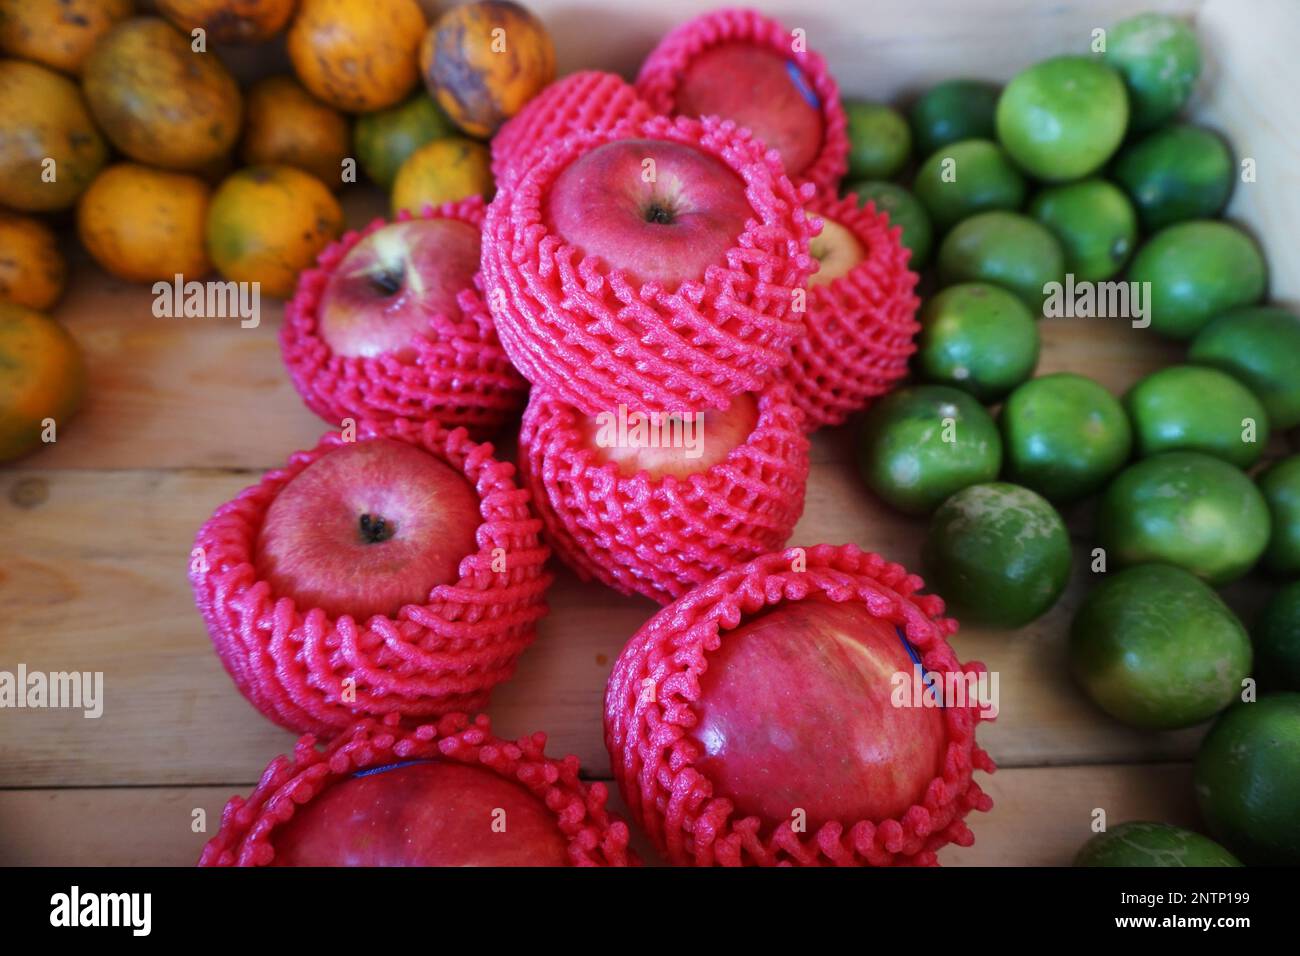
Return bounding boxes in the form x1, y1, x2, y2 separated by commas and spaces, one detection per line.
842, 9, 1299, 867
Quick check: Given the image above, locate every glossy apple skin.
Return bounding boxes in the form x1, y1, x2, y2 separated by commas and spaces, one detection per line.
809, 216, 865, 287
543, 137, 751, 290
270, 760, 571, 867
676, 43, 824, 178
318, 219, 481, 359
256, 438, 481, 620
691, 597, 947, 828
576, 392, 759, 480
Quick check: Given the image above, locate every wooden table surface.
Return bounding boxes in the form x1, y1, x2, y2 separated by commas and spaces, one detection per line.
0, 184, 1290, 868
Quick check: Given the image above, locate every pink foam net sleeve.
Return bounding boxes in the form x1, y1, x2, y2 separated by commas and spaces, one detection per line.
604, 543, 996, 866
783, 192, 921, 431
281, 196, 528, 442
491, 71, 656, 188
635, 6, 850, 199
189, 418, 552, 737
518, 384, 809, 605
198, 712, 636, 867
481, 113, 818, 416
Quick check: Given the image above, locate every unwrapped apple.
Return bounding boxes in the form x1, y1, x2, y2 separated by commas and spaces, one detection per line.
190, 419, 552, 736
519, 386, 809, 604
481, 113, 817, 416
779, 192, 921, 431
636, 7, 849, 195
281, 197, 526, 440
605, 543, 995, 866
199, 713, 635, 867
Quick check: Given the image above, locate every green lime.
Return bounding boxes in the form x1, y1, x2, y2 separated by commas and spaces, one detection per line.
843, 100, 912, 180
1195, 694, 1300, 865
1074, 821, 1241, 867
1124, 365, 1270, 469
856, 385, 1002, 516
1028, 179, 1137, 282
937, 211, 1064, 311
849, 180, 933, 269
995, 55, 1128, 181
1000, 373, 1132, 503
1257, 583, 1300, 691
908, 79, 1001, 158
1112, 124, 1233, 231
915, 283, 1038, 402
1104, 12, 1201, 133
923, 482, 1071, 628
1190, 306, 1300, 430
1070, 563, 1252, 730
1128, 221, 1267, 340
913, 139, 1026, 231
1098, 451, 1270, 585
1260, 456, 1300, 577
354, 94, 456, 189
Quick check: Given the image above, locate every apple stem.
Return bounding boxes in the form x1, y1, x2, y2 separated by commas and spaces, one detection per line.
359, 513, 395, 544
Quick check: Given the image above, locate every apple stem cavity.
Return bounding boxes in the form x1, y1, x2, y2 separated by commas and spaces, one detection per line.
359, 513, 396, 544
645, 202, 675, 225
368, 269, 404, 297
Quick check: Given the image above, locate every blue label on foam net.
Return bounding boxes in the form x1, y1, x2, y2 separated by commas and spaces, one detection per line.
786, 59, 822, 111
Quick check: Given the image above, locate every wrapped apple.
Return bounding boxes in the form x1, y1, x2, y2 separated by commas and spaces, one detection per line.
635, 8, 849, 196
490, 71, 654, 188
520, 385, 809, 604
282, 196, 527, 439
200, 713, 634, 866
605, 544, 995, 866
779, 192, 922, 431
481, 113, 817, 416
189, 419, 551, 736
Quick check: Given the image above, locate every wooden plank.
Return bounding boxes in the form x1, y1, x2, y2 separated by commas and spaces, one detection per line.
22, 254, 1195, 474
8, 459, 1273, 788
0, 763, 1199, 867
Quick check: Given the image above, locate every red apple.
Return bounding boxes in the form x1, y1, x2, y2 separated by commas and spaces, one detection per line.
543, 137, 751, 290
269, 760, 571, 866
318, 218, 481, 359
808, 215, 865, 287
691, 596, 946, 828
575, 392, 759, 480
675, 43, 824, 178
255, 438, 481, 620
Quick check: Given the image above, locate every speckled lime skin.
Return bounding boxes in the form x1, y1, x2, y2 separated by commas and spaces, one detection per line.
1195, 694, 1300, 865
923, 482, 1071, 628
856, 385, 1002, 516
1069, 563, 1252, 730
1097, 451, 1270, 584
1074, 821, 1241, 867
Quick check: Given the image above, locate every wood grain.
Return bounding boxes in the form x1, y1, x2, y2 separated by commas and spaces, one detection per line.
3, 0, 1295, 866
6, 456, 1258, 788
0, 763, 1199, 867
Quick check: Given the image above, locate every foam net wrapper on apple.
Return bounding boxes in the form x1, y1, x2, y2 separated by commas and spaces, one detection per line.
634, 7, 850, 199
190, 419, 551, 737
481, 113, 818, 416
280, 196, 527, 441
198, 713, 635, 866
520, 384, 809, 605
783, 192, 922, 431
604, 543, 996, 866
490, 70, 656, 188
